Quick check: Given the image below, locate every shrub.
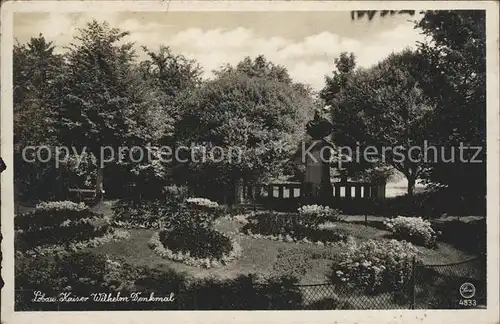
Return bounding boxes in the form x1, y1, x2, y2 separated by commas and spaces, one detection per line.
184, 274, 303, 310
384, 216, 438, 247
16, 252, 305, 310
186, 197, 219, 208
112, 185, 189, 228
112, 199, 165, 228
15, 200, 112, 252
433, 218, 486, 254
330, 239, 418, 296
298, 205, 343, 228
186, 197, 227, 219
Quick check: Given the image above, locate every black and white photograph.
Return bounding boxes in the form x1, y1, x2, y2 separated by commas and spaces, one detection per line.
1, 1, 499, 323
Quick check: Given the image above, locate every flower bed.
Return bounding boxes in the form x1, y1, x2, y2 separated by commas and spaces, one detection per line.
15, 200, 129, 254
384, 216, 438, 247
148, 208, 242, 268
21, 229, 131, 257
148, 231, 242, 268
242, 211, 350, 245
112, 185, 189, 228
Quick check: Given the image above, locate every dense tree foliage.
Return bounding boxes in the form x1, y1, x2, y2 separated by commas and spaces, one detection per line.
322, 10, 486, 199
321, 50, 434, 196
13, 35, 69, 200
174, 56, 315, 201
413, 11, 486, 197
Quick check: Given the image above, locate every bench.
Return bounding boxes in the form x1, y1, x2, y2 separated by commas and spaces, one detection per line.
68, 188, 105, 203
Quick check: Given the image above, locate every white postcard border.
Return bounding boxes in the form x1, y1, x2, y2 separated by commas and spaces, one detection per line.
1, 1, 499, 324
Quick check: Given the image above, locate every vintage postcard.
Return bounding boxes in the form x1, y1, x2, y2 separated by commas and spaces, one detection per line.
1, 1, 499, 323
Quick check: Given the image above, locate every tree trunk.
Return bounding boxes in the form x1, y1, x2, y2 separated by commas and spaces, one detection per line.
234, 178, 244, 204
407, 175, 416, 197
96, 166, 104, 202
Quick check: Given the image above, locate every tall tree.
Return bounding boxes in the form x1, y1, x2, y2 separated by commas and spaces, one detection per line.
321, 50, 435, 196
13, 35, 68, 201
175, 56, 315, 202
14, 35, 62, 147
413, 10, 486, 197
58, 20, 168, 197
123, 46, 204, 194
349, 9, 487, 201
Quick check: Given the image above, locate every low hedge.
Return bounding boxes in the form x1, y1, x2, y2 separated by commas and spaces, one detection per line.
15, 200, 117, 252
16, 251, 302, 310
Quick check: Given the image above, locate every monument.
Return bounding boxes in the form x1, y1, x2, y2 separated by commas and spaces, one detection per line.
299, 111, 335, 203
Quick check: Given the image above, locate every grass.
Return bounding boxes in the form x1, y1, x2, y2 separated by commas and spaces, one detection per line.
83, 208, 477, 284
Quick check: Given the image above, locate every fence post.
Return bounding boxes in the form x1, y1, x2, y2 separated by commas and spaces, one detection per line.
410, 256, 416, 309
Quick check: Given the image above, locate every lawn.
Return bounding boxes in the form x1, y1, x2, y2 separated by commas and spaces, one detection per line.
85, 206, 477, 284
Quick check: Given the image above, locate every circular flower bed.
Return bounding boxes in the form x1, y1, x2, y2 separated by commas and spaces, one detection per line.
148, 230, 242, 268
15, 200, 131, 256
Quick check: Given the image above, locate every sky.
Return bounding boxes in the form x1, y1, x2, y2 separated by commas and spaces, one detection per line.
14, 11, 427, 91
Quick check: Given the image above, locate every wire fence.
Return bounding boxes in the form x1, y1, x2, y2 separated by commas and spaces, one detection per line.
412, 254, 486, 309
15, 255, 486, 311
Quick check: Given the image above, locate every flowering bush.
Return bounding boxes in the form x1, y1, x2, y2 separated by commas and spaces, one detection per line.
186, 197, 219, 209
384, 216, 438, 247
298, 205, 343, 228
185, 197, 227, 219
298, 205, 341, 228
330, 239, 418, 296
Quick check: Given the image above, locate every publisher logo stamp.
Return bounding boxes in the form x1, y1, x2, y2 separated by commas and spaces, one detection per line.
459, 283, 476, 299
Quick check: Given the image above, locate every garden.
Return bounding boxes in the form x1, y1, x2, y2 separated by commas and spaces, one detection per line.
13, 10, 487, 311
15, 184, 485, 310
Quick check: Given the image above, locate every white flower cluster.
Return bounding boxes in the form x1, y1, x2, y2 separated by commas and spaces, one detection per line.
298, 204, 334, 216
333, 238, 419, 291
35, 200, 88, 212
148, 231, 242, 269
186, 197, 219, 208
242, 230, 345, 246
297, 204, 343, 228
384, 216, 438, 247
